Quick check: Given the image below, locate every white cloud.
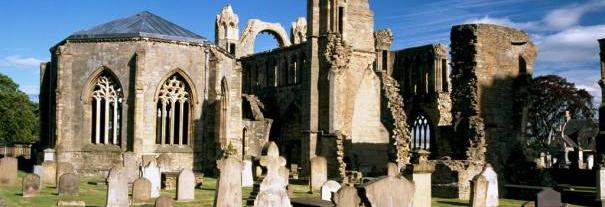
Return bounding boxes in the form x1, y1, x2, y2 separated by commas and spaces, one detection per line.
536, 25, 605, 64
0, 55, 45, 69
543, 0, 605, 30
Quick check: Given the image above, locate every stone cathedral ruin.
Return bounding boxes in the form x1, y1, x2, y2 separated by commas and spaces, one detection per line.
37, 0, 551, 203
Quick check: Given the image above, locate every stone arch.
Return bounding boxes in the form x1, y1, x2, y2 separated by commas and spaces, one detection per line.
81, 66, 123, 104
153, 68, 199, 105
238, 19, 291, 57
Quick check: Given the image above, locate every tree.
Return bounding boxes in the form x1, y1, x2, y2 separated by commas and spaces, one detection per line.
525, 75, 594, 155
0, 73, 38, 145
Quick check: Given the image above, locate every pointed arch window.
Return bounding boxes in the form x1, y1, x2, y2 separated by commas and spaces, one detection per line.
411, 115, 431, 150
91, 73, 123, 145
156, 74, 191, 146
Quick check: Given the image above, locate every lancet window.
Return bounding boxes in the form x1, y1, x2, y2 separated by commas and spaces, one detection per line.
156, 74, 191, 146
91, 74, 123, 145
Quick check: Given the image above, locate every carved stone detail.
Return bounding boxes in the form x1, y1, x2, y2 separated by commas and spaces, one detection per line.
325, 33, 352, 74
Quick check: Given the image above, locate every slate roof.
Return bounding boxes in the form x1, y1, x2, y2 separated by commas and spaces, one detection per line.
67, 11, 206, 44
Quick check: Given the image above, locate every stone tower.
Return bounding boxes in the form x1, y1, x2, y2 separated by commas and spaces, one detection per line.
215, 5, 239, 55
306, 0, 389, 174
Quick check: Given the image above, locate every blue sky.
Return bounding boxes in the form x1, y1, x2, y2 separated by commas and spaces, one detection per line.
1, 0, 604, 104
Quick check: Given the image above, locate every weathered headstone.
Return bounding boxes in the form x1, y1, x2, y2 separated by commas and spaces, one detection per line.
42, 161, 56, 185
279, 166, 290, 185
290, 164, 299, 179
357, 164, 415, 207
132, 178, 152, 204
334, 185, 361, 207
106, 166, 129, 207
142, 155, 156, 167
43, 148, 55, 161
321, 180, 341, 201
242, 159, 254, 187
123, 152, 139, 184
177, 168, 195, 201
588, 155, 595, 170
58, 173, 79, 196
143, 160, 161, 198
56, 162, 74, 185
157, 154, 171, 173
411, 150, 435, 207
480, 164, 498, 207
535, 188, 561, 207
310, 156, 327, 193
214, 156, 243, 207
22, 173, 41, 197
33, 165, 44, 188
155, 195, 174, 207
254, 142, 291, 207
0, 157, 18, 185
57, 200, 85, 207
470, 174, 488, 207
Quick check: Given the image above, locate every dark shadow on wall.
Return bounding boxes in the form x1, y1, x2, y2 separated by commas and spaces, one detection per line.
126, 54, 137, 152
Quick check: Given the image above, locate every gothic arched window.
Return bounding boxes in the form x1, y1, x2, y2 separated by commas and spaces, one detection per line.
411, 115, 431, 150
156, 74, 191, 146
91, 73, 123, 145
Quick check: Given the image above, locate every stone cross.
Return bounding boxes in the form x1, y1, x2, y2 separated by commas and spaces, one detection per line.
321, 180, 342, 201
480, 164, 498, 207
535, 188, 561, 207
143, 160, 161, 198
177, 168, 195, 201
254, 142, 291, 207
333, 185, 361, 207
106, 166, 129, 207
310, 156, 327, 193
214, 156, 243, 207
132, 178, 152, 204
242, 159, 254, 187
22, 173, 41, 197
58, 173, 79, 196
470, 174, 488, 207
0, 157, 17, 185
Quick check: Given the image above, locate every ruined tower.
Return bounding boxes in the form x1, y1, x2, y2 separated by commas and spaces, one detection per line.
215, 5, 239, 55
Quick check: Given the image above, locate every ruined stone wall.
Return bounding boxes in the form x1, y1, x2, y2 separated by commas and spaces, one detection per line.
450, 24, 537, 191
49, 39, 240, 175
391, 44, 452, 158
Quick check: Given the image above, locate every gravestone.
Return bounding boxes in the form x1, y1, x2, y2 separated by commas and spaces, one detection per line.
321, 180, 341, 201
535, 188, 561, 207
291, 164, 299, 179
22, 173, 41, 197
58, 173, 79, 196
33, 165, 44, 188
470, 174, 488, 207
43, 148, 55, 161
0, 157, 17, 185
334, 185, 361, 207
57, 201, 86, 207
599, 167, 605, 201
157, 154, 171, 173
123, 152, 139, 184
177, 168, 195, 201
480, 164, 498, 207
56, 162, 74, 185
42, 161, 56, 185
142, 155, 156, 167
214, 156, 242, 207
155, 195, 174, 207
588, 155, 594, 170
310, 156, 327, 193
106, 166, 129, 207
357, 164, 415, 207
411, 150, 434, 207
132, 178, 152, 204
242, 159, 254, 187
143, 160, 161, 198
254, 142, 291, 207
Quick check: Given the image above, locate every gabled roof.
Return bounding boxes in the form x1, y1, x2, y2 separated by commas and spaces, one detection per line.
67, 11, 206, 44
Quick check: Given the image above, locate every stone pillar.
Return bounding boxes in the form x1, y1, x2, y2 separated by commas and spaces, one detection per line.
597, 38, 605, 205
411, 150, 434, 207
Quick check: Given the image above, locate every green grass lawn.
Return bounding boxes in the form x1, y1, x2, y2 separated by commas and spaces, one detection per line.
0, 171, 545, 207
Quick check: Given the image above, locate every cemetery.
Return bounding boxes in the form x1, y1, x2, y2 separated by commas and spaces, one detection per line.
1, 0, 605, 206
